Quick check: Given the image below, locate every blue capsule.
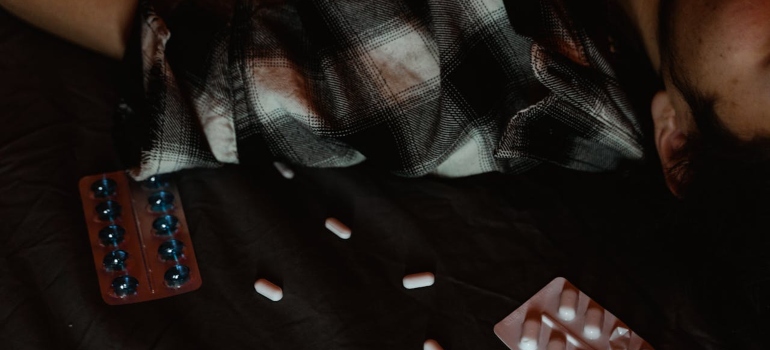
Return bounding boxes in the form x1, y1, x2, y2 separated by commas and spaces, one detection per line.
111, 275, 139, 297
98, 225, 126, 246
90, 178, 117, 198
96, 201, 122, 221
103, 250, 129, 271
152, 215, 179, 236
158, 239, 185, 261
143, 174, 170, 189
148, 191, 175, 212
164, 265, 190, 288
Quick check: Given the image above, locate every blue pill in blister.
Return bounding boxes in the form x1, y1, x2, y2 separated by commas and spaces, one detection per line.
148, 191, 175, 212
143, 174, 170, 189
152, 215, 179, 236
158, 239, 185, 261
103, 250, 129, 271
111, 275, 139, 297
164, 265, 190, 288
96, 201, 122, 221
90, 178, 117, 198
98, 225, 126, 246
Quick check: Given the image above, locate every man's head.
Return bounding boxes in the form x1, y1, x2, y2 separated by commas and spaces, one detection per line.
649, 0, 770, 197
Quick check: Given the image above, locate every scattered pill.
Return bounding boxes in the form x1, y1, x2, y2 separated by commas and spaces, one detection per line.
158, 239, 185, 261
558, 288, 578, 321
148, 191, 175, 212
583, 306, 604, 340
423, 339, 443, 350
273, 161, 295, 179
103, 250, 129, 271
96, 200, 122, 221
402, 272, 435, 290
164, 265, 191, 288
518, 318, 541, 350
325, 218, 351, 239
153, 215, 179, 236
254, 279, 283, 301
111, 275, 139, 297
91, 178, 117, 198
98, 225, 125, 246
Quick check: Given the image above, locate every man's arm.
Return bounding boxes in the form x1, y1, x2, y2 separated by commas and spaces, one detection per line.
0, 0, 138, 59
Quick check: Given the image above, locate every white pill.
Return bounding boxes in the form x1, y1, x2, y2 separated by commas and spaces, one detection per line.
273, 161, 295, 179
558, 288, 578, 321
583, 307, 604, 340
325, 218, 351, 239
423, 339, 443, 350
518, 318, 540, 350
402, 272, 435, 289
254, 279, 283, 301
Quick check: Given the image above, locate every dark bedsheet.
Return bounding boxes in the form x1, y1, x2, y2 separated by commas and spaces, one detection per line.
0, 9, 762, 350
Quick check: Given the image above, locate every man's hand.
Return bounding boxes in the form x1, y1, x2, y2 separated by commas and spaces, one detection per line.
0, 0, 138, 59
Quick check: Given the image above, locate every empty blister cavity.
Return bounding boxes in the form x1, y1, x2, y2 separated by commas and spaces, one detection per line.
558, 287, 578, 321
143, 174, 170, 189
153, 215, 179, 236
96, 200, 122, 221
158, 239, 185, 261
518, 318, 541, 350
325, 218, 351, 239
403, 272, 435, 290
254, 278, 283, 301
583, 306, 604, 340
273, 161, 295, 179
111, 275, 139, 297
91, 178, 117, 198
164, 265, 191, 288
103, 250, 129, 271
148, 191, 175, 212
423, 339, 443, 350
98, 225, 125, 246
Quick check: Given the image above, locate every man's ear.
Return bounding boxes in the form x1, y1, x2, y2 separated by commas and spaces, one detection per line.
651, 91, 688, 197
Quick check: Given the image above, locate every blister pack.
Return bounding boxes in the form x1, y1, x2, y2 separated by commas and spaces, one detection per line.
78, 171, 202, 305
495, 277, 652, 350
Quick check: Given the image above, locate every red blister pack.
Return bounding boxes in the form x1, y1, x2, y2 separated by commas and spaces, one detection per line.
78, 171, 202, 305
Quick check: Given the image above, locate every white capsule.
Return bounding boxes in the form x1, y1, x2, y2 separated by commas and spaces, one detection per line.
402, 272, 435, 289
254, 279, 283, 301
558, 288, 578, 321
273, 161, 295, 179
583, 307, 604, 340
325, 218, 351, 240
423, 339, 443, 350
518, 318, 541, 350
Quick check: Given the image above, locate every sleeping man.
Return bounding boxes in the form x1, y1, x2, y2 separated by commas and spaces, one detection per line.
3, 0, 769, 209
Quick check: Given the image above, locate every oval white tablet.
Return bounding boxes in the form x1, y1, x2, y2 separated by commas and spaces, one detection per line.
273, 161, 295, 179
402, 272, 435, 289
423, 339, 443, 350
254, 278, 283, 301
518, 318, 541, 350
325, 218, 351, 239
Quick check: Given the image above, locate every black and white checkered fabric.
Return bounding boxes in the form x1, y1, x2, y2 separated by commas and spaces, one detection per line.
120, 0, 645, 180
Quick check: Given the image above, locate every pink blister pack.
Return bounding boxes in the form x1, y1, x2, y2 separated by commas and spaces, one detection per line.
494, 277, 653, 350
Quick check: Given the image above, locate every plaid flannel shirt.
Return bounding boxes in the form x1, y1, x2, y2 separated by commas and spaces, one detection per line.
119, 0, 646, 180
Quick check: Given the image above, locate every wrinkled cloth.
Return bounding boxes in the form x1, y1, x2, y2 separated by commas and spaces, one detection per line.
120, 0, 645, 180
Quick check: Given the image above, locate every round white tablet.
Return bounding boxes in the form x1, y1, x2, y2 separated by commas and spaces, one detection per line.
402, 272, 435, 289
254, 278, 283, 301
423, 339, 443, 350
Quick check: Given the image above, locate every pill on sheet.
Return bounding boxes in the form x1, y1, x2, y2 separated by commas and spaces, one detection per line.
558, 288, 578, 321
273, 161, 295, 179
423, 339, 443, 350
583, 306, 604, 340
325, 218, 351, 239
518, 318, 541, 350
254, 279, 283, 301
402, 272, 435, 289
